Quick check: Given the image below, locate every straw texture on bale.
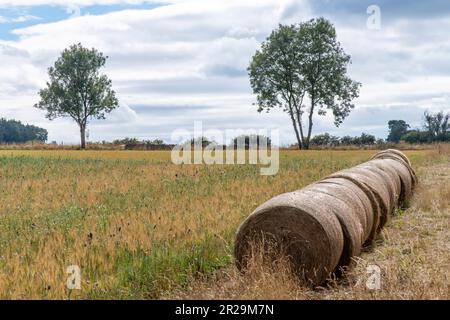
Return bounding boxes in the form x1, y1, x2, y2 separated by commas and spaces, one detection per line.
373, 148, 411, 166
235, 149, 417, 286
371, 150, 418, 187
365, 159, 402, 204
318, 177, 380, 245
328, 168, 391, 231
315, 178, 374, 243
355, 164, 397, 214
301, 188, 363, 270
371, 150, 417, 204
375, 158, 414, 207
235, 191, 344, 285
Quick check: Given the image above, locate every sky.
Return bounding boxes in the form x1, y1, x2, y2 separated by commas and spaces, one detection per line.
1, 0, 450, 144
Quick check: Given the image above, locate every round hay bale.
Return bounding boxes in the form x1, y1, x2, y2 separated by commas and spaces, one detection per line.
305, 182, 368, 244
371, 152, 418, 187
365, 159, 402, 206
301, 188, 363, 270
315, 178, 373, 243
327, 168, 390, 232
373, 149, 411, 166
355, 163, 397, 214
343, 167, 392, 229
235, 190, 344, 286
375, 158, 414, 207
320, 176, 380, 245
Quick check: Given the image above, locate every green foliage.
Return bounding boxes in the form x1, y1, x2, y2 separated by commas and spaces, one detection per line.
248, 18, 360, 149
423, 110, 450, 138
312, 132, 376, 146
401, 130, 430, 144
112, 137, 141, 146
187, 136, 215, 147
359, 132, 376, 145
310, 133, 340, 146
35, 43, 119, 148
0, 118, 48, 143
231, 134, 272, 149
340, 135, 354, 145
387, 120, 410, 143
397, 111, 450, 143
112, 137, 170, 150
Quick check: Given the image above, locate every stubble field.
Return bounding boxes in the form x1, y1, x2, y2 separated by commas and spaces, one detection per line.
0, 147, 448, 299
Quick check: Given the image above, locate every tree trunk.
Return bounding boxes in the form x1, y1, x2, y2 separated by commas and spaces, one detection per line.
288, 109, 302, 150
304, 93, 315, 150
295, 110, 305, 149
80, 124, 86, 149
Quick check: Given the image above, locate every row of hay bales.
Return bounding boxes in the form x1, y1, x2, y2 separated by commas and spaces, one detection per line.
234, 149, 418, 286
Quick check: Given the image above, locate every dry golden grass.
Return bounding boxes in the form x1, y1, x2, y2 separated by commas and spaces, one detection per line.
167, 150, 450, 300
0, 147, 447, 299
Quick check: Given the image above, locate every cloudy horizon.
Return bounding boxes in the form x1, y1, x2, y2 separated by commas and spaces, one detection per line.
1, 0, 449, 144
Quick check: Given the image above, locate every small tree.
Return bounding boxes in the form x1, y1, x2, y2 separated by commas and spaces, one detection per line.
310, 133, 339, 146
359, 132, 376, 145
423, 111, 450, 139
248, 18, 360, 149
401, 130, 433, 144
340, 135, 353, 145
387, 120, 410, 143
35, 43, 119, 149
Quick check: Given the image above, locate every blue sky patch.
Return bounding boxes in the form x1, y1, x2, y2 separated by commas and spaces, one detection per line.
0, 3, 161, 40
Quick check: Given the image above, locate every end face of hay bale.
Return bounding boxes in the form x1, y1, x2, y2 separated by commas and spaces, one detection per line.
234, 191, 344, 286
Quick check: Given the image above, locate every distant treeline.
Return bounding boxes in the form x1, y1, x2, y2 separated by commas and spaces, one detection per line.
388, 111, 450, 144
184, 135, 272, 149
112, 137, 174, 150
311, 111, 450, 146
400, 130, 450, 143
112, 135, 272, 150
310, 132, 379, 146
0, 118, 48, 143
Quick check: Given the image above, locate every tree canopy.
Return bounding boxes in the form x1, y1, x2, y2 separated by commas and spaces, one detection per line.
248, 18, 360, 149
424, 111, 449, 138
310, 132, 376, 146
387, 120, 410, 143
0, 118, 48, 143
35, 43, 119, 149
395, 111, 450, 143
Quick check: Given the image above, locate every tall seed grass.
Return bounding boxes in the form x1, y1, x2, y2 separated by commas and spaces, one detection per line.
0, 148, 445, 299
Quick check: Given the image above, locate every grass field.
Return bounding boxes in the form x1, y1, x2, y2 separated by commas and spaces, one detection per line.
0, 148, 448, 299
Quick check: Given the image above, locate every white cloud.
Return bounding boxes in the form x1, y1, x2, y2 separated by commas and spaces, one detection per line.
0, 0, 449, 143
1, 0, 312, 143
0, 14, 40, 23
0, 0, 170, 7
